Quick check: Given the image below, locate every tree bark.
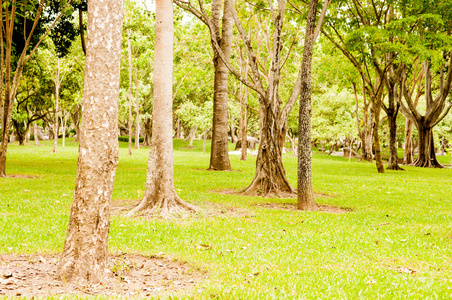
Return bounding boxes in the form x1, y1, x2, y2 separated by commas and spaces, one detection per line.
34, 122, 41, 146
297, 0, 319, 211
188, 126, 197, 148
372, 94, 385, 173
128, 0, 198, 218
208, 0, 234, 171
127, 29, 133, 156
134, 75, 140, 149
57, 0, 124, 283
413, 123, 442, 168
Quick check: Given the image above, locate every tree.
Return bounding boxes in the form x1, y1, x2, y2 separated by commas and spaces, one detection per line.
57, 0, 124, 283
128, 0, 198, 217
0, 0, 80, 177
174, 0, 234, 171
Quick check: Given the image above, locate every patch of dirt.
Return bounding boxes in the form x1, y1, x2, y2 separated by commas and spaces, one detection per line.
3, 174, 39, 179
0, 253, 205, 298
254, 202, 351, 214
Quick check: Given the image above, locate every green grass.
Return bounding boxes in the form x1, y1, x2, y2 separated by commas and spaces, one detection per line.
1, 139, 452, 299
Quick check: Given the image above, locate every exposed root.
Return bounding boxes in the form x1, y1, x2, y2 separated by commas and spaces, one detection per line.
386, 164, 405, 171
127, 193, 200, 219
413, 157, 443, 168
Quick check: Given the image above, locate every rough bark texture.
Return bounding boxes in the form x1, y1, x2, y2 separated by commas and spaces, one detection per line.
208, 0, 234, 171
128, 0, 198, 218
57, 0, 124, 284
297, 0, 319, 211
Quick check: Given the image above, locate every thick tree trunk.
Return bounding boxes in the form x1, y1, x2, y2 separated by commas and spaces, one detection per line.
297, 0, 319, 210
243, 110, 295, 197
208, 0, 233, 171
57, 0, 124, 284
414, 124, 442, 168
402, 118, 414, 165
387, 113, 403, 170
128, 0, 197, 218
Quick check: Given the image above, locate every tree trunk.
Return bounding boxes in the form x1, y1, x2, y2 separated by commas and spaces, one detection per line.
34, 122, 41, 146
202, 128, 208, 153
57, 0, 124, 283
141, 117, 152, 147
128, 0, 198, 218
372, 101, 385, 173
297, 0, 319, 211
243, 104, 295, 197
402, 118, 414, 165
127, 29, 133, 156
188, 126, 197, 148
175, 112, 181, 139
386, 113, 403, 170
414, 123, 442, 168
70, 105, 81, 142
53, 60, 61, 154
134, 79, 140, 149
208, 0, 234, 171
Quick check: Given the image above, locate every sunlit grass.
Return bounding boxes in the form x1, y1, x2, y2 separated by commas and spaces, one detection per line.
0, 138, 451, 299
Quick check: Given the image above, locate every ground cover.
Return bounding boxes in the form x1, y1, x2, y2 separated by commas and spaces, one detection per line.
0, 139, 451, 299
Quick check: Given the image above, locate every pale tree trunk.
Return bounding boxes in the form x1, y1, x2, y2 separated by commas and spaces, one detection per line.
134, 74, 140, 149
34, 122, 41, 146
188, 126, 198, 148
53, 58, 62, 153
127, 29, 133, 156
352, 81, 373, 162
70, 104, 81, 141
203, 128, 208, 153
175, 112, 181, 139
239, 46, 248, 161
208, 0, 234, 171
298, 0, 319, 211
230, 114, 238, 143
128, 0, 198, 218
57, 0, 124, 283
61, 113, 68, 147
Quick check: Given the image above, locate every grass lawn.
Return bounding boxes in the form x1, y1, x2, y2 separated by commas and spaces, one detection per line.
0, 138, 451, 299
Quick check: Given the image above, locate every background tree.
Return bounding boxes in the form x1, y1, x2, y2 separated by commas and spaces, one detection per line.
128, 0, 198, 217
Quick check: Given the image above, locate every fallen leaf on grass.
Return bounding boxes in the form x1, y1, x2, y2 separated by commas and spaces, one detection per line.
366, 278, 376, 285
195, 244, 212, 250
397, 267, 416, 275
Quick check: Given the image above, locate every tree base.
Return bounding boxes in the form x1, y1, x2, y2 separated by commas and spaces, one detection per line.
413, 158, 443, 168
242, 176, 296, 198
128, 192, 199, 219
386, 164, 405, 171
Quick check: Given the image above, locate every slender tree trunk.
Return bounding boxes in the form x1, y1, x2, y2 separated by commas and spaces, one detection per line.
203, 128, 208, 153
142, 117, 152, 147
297, 0, 319, 211
57, 0, 124, 283
208, 0, 234, 171
128, 0, 198, 218
372, 99, 385, 173
127, 29, 133, 156
70, 105, 81, 142
34, 122, 41, 146
175, 112, 181, 139
134, 78, 140, 149
62, 113, 68, 147
188, 126, 197, 148
53, 58, 61, 153
230, 114, 238, 144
